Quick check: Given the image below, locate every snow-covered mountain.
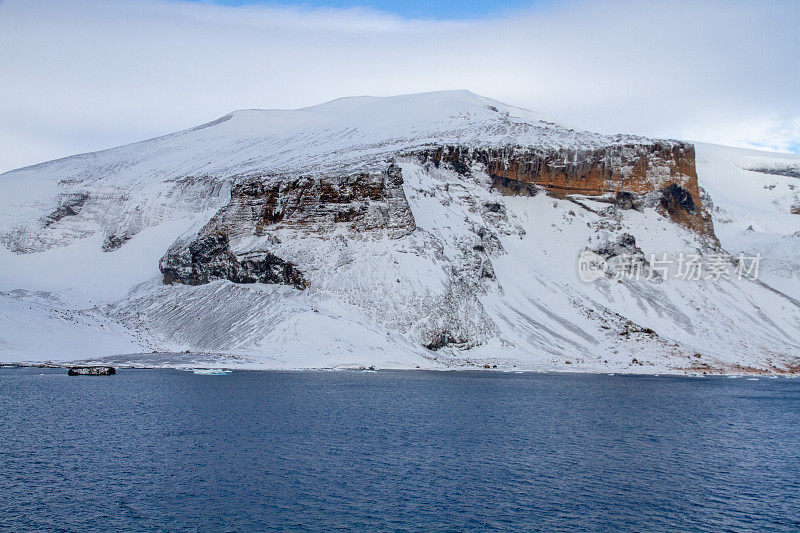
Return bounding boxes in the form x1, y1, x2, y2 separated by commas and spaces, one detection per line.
1, 90, 799, 372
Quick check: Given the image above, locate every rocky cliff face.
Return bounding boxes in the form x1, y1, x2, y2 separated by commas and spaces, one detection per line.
160, 163, 415, 287
209, 163, 414, 239
414, 142, 716, 238
161, 140, 720, 289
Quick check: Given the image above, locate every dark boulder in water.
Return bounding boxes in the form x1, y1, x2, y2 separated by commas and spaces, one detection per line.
68, 366, 116, 376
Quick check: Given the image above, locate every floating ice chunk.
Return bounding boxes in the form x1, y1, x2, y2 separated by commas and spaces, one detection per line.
192, 368, 231, 375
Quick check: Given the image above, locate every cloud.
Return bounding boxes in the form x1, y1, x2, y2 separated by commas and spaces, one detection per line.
0, 0, 798, 172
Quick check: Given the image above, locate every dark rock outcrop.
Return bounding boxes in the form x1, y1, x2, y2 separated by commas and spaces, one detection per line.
745, 166, 800, 179
615, 191, 642, 211
424, 332, 465, 351
590, 233, 652, 280
42, 192, 89, 227
594, 233, 643, 259
160, 233, 306, 288
102, 233, 131, 252
660, 183, 696, 214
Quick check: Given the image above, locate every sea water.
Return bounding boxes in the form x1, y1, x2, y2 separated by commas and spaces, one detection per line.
1, 368, 799, 531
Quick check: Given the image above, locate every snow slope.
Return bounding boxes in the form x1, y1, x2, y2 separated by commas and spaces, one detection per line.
695, 143, 800, 301
1, 91, 798, 372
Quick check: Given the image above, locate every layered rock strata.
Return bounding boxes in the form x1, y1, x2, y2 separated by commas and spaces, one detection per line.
414, 143, 716, 237
160, 164, 415, 287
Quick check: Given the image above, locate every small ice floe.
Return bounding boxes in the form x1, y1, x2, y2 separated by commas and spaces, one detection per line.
727, 375, 740, 379
192, 368, 231, 375
746, 377, 759, 381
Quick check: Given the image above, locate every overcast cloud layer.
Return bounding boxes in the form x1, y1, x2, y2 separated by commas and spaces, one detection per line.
0, 0, 798, 173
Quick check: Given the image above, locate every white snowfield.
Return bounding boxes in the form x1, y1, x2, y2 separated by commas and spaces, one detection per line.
1, 91, 799, 373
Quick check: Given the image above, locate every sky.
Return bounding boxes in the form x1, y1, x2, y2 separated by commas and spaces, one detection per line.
184, 0, 553, 19
0, 0, 798, 173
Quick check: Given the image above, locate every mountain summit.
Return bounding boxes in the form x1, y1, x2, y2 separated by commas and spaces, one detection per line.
1, 91, 799, 372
